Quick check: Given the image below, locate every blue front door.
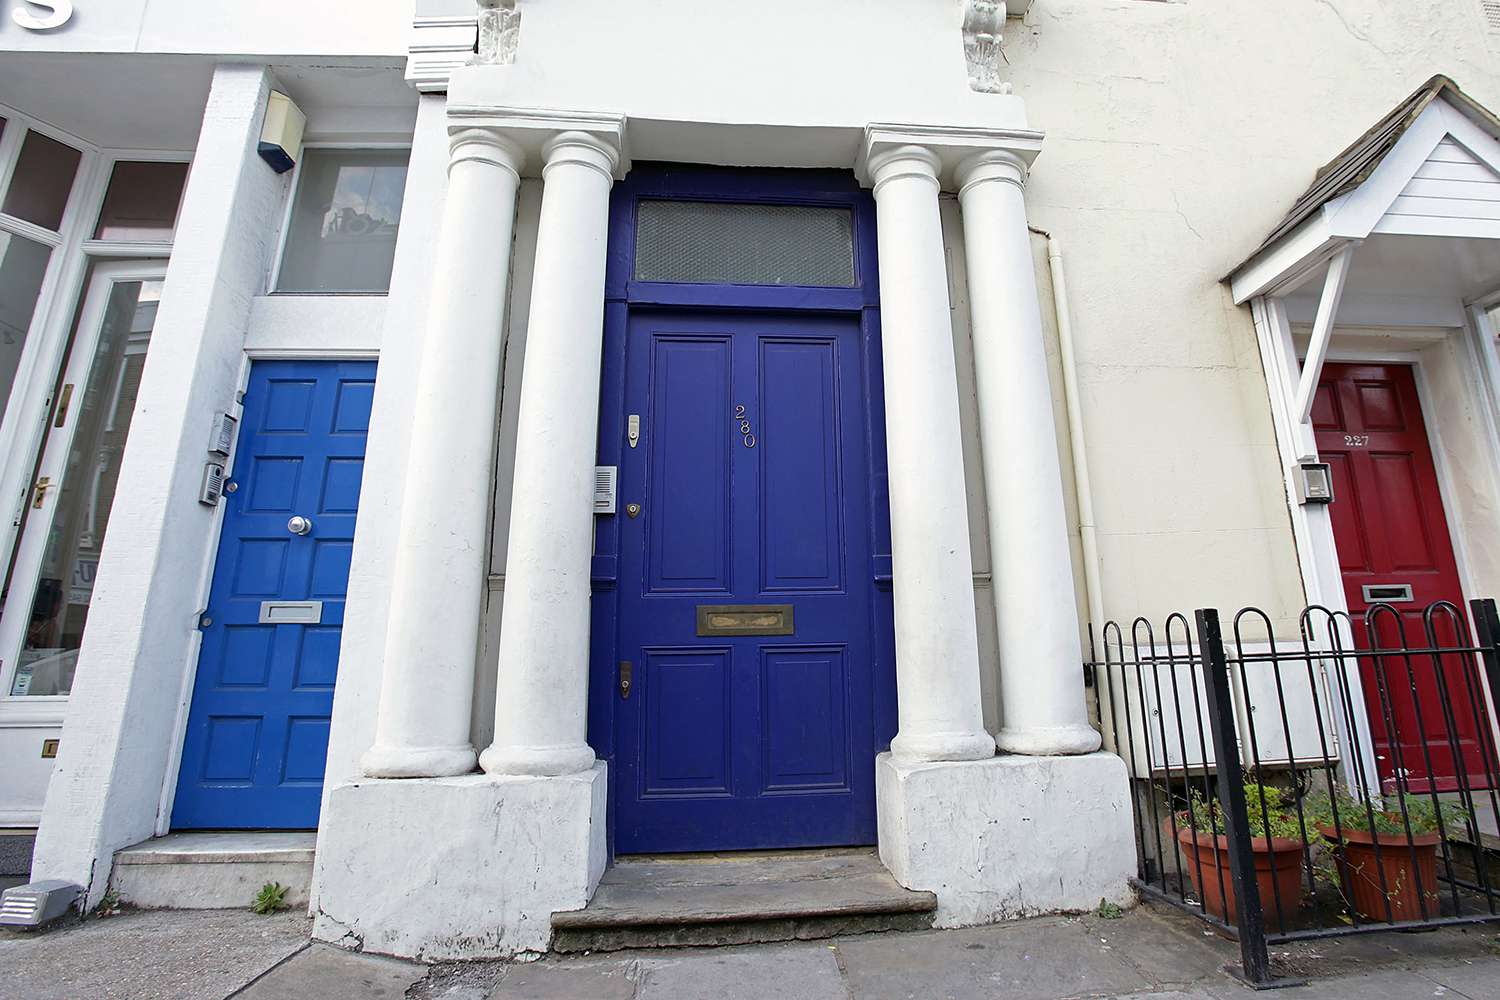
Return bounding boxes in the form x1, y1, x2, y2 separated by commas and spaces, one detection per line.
614, 310, 876, 852
172, 360, 375, 829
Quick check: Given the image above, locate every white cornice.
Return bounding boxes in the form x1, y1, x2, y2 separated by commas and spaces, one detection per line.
407, 14, 478, 93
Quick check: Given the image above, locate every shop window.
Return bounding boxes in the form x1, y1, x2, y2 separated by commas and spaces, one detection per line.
0, 233, 52, 420
1, 130, 82, 231
276, 149, 409, 293
94, 161, 190, 242
634, 200, 857, 287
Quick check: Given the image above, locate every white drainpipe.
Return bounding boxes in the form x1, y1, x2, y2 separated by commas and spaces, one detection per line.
1034, 230, 1105, 638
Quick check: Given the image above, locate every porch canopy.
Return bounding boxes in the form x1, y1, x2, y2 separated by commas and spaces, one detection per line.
1228, 75, 1500, 464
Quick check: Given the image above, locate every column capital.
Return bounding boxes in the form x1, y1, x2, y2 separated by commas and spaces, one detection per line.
448, 126, 526, 177
866, 144, 943, 194
541, 130, 621, 182
955, 148, 1029, 196
858, 123, 1043, 192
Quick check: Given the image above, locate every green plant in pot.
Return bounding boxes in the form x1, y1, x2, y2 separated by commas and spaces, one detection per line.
1306, 788, 1464, 923
1174, 781, 1307, 926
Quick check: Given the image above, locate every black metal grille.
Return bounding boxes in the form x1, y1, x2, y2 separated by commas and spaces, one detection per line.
1089, 599, 1500, 986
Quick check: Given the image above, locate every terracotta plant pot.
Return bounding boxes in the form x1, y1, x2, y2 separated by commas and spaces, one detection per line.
1176, 827, 1305, 925
1318, 824, 1442, 923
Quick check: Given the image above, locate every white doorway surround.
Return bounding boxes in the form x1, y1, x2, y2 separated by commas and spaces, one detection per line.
311, 29, 1134, 956
1228, 77, 1500, 795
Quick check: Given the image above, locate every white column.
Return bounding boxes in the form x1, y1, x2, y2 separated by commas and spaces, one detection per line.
480, 132, 619, 777
956, 149, 1100, 756
868, 145, 995, 763
361, 127, 524, 777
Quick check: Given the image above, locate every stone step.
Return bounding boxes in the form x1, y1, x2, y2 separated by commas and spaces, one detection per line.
552, 848, 936, 952
111, 831, 315, 910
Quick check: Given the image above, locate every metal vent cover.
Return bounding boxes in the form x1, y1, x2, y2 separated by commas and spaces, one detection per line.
1485, 0, 1500, 30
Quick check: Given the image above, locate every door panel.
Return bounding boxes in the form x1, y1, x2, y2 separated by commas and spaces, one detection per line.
172, 360, 374, 829
614, 311, 874, 853
1315, 362, 1494, 793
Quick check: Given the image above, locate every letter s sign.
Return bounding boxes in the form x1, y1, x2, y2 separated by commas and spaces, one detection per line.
12, 0, 74, 31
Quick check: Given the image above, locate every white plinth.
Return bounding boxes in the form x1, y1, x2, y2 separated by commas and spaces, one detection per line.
312, 764, 606, 960
876, 752, 1135, 927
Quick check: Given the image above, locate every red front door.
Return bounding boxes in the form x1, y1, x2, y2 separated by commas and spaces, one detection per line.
1315, 362, 1494, 792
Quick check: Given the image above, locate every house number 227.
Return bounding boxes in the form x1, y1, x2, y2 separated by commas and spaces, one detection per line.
734, 405, 756, 449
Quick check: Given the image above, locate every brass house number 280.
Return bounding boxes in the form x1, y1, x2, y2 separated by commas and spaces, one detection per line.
734, 405, 756, 448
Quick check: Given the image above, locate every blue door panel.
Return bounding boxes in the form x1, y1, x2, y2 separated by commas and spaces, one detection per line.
173, 359, 375, 830
614, 311, 875, 853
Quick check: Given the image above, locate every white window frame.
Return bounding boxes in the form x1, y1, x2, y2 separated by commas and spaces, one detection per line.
267, 141, 413, 297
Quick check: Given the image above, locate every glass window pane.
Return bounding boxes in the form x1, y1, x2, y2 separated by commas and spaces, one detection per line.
2, 130, 82, 231
10, 280, 160, 697
0, 232, 52, 418
94, 161, 190, 242
634, 200, 856, 287
276, 149, 409, 293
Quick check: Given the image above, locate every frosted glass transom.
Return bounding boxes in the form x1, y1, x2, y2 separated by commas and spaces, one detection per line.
635, 200, 856, 287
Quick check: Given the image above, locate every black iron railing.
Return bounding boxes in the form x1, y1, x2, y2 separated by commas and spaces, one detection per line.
1090, 599, 1500, 987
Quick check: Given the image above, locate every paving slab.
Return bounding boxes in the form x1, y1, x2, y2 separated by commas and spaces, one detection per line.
635, 941, 847, 1000
1201, 967, 1470, 1000
0, 908, 310, 1000
1426, 957, 1500, 1000
487, 961, 637, 999
232, 943, 422, 1000
1078, 907, 1235, 987
834, 917, 1154, 1000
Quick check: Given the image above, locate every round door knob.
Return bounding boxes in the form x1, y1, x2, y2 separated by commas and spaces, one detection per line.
287, 516, 313, 536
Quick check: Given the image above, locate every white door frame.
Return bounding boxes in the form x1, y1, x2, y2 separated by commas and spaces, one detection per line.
0, 260, 170, 711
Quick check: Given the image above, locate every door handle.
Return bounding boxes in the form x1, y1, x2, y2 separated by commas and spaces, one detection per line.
619, 660, 633, 699
30, 477, 51, 509
287, 515, 313, 536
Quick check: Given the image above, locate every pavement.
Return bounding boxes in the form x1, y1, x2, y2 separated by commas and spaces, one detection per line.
2, 900, 1499, 1000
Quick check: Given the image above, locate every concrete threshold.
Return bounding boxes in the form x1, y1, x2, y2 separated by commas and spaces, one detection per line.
552, 847, 936, 952
111, 831, 316, 910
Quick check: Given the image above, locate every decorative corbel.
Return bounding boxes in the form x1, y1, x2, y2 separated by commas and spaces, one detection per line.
475, 0, 522, 66
962, 0, 1010, 95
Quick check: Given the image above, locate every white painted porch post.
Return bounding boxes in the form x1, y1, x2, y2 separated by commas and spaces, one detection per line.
956, 149, 1100, 756
868, 145, 995, 763
480, 132, 619, 776
361, 127, 523, 778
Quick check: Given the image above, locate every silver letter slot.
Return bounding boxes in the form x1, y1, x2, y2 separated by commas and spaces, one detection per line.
259, 600, 324, 624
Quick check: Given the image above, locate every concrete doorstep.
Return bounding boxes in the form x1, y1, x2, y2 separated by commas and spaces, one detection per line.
2, 899, 1499, 1000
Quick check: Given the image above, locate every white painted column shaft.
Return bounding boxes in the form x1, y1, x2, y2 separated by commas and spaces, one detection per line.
361, 127, 524, 778
957, 150, 1100, 756
869, 145, 995, 763
481, 132, 618, 777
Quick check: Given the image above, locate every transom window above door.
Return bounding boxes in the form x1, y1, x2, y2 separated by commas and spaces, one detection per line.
634, 200, 856, 287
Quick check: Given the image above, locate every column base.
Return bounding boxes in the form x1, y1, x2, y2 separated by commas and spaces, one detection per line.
876, 751, 1135, 928
995, 723, 1103, 756
889, 730, 997, 763
360, 743, 477, 778
313, 764, 607, 960
479, 742, 597, 777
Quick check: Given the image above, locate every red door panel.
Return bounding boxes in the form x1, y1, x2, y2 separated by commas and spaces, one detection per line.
1315, 362, 1494, 793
